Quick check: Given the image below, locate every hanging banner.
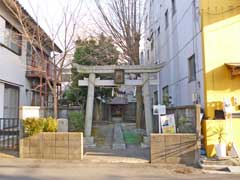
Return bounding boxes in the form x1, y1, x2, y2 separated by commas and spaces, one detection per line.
159, 114, 176, 134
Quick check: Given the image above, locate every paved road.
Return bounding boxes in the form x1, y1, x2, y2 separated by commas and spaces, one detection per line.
0, 159, 240, 180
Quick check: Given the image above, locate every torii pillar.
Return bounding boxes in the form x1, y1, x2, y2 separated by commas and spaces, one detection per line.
84, 73, 96, 146
143, 73, 153, 136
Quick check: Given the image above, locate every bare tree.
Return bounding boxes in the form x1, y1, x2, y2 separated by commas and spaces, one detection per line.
3, 0, 82, 118
94, 0, 144, 128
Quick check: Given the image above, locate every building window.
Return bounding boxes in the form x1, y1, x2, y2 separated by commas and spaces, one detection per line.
151, 38, 154, 51
140, 51, 144, 64
3, 84, 19, 118
172, 0, 176, 16
154, 91, 158, 105
157, 26, 160, 36
4, 21, 22, 55
188, 54, 196, 82
145, 16, 148, 31
165, 10, 169, 29
26, 42, 32, 57
162, 86, 171, 106
147, 50, 150, 62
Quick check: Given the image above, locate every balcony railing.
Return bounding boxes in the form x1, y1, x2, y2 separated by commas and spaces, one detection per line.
26, 56, 61, 82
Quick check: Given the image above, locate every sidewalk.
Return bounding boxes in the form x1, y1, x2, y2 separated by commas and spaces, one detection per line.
84, 145, 149, 163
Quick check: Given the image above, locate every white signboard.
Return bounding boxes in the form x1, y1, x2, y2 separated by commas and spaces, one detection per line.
153, 105, 166, 115
159, 114, 176, 134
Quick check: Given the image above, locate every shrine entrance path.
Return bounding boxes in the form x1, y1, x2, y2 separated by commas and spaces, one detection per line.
84, 123, 149, 163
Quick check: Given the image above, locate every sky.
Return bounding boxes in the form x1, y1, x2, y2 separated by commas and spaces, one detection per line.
18, 0, 145, 53
18, 0, 100, 39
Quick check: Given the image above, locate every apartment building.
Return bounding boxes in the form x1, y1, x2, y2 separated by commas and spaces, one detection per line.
142, 0, 240, 118
0, 0, 61, 118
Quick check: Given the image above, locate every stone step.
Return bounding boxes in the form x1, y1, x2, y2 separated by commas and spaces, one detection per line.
112, 123, 126, 150
112, 117, 123, 123
201, 157, 239, 166
125, 117, 136, 121
200, 164, 229, 171
199, 157, 240, 173
200, 164, 240, 174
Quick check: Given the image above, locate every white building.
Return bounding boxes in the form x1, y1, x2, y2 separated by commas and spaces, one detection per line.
0, 1, 61, 118
141, 0, 204, 108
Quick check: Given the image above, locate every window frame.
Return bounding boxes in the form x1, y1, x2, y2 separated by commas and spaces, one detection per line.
151, 38, 154, 51
172, 0, 176, 16
157, 26, 160, 36
165, 9, 169, 29
162, 86, 170, 106
2, 20, 22, 56
188, 54, 197, 82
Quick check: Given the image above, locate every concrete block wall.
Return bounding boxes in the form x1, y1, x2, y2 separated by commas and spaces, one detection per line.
20, 132, 83, 160
150, 134, 199, 165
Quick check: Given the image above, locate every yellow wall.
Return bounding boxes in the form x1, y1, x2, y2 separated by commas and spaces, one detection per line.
201, 0, 240, 118
202, 119, 240, 157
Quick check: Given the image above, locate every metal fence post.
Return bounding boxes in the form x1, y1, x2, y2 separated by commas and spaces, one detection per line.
19, 119, 24, 158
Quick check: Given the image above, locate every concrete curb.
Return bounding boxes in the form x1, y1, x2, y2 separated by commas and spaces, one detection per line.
199, 160, 240, 174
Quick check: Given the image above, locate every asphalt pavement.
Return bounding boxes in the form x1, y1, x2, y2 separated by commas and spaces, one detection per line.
0, 158, 240, 180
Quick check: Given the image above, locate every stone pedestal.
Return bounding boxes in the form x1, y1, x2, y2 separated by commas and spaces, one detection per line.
57, 119, 68, 132
84, 136, 96, 148
141, 136, 150, 148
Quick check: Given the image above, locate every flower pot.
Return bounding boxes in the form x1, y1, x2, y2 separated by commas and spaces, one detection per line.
215, 143, 226, 158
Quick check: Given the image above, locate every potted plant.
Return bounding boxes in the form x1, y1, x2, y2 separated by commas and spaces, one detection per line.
214, 126, 227, 158
176, 116, 194, 133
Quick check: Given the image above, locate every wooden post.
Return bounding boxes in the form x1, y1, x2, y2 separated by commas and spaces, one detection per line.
108, 105, 112, 122
44, 82, 47, 106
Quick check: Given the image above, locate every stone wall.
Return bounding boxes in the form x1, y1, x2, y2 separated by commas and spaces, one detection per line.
20, 132, 83, 160
42, 106, 82, 119
150, 134, 199, 165
19, 106, 83, 120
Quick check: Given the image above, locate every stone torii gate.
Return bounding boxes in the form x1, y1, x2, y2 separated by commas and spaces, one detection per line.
74, 63, 164, 146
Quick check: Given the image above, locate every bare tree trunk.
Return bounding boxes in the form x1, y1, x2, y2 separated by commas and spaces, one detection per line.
53, 96, 58, 119
53, 83, 58, 119
133, 35, 143, 129
136, 86, 143, 128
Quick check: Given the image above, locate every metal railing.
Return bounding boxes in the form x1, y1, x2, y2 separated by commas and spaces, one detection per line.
26, 56, 61, 82
0, 118, 19, 150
